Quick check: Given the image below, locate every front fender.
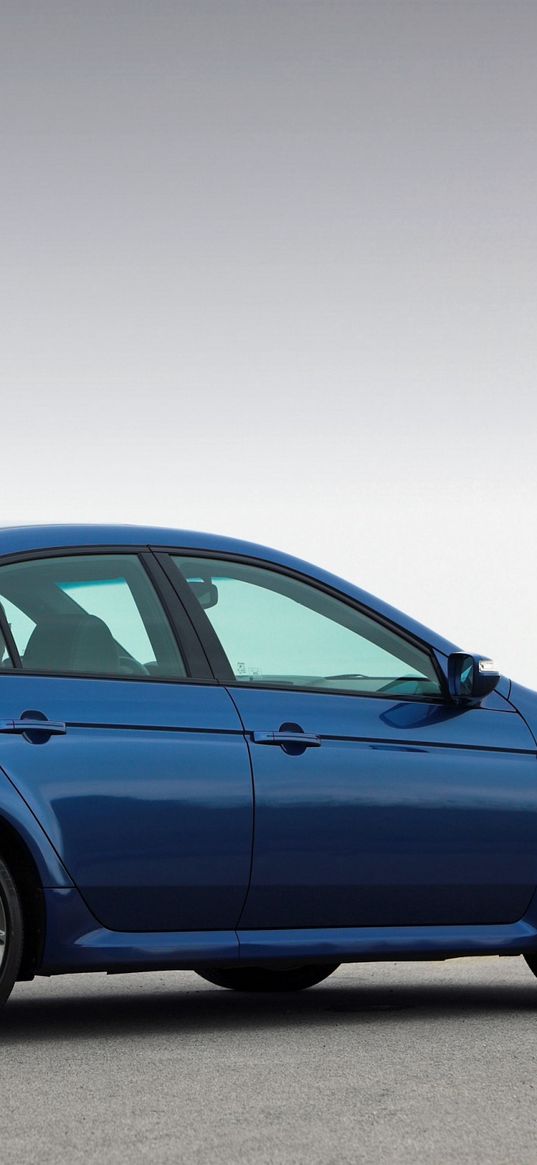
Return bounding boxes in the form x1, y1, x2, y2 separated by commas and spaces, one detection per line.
508, 682, 537, 747
0, 765, 73, 887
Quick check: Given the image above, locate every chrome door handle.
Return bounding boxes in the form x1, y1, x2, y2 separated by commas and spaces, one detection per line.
0, 719, 66, 735
252, 731, 321, 747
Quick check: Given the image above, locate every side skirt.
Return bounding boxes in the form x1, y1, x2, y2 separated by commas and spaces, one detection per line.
238, 920, 537, 963
39, 889, 239, 974
39, 888, 537, 975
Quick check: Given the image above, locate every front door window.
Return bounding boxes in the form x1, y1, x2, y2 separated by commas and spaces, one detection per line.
170, 556, 441, 698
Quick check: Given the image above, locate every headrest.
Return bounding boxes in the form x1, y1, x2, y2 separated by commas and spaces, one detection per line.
23, 613, 120, 674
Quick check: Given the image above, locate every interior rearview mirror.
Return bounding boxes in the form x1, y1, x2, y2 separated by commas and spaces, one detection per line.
448, 652, 500, 705
188, 579, 219, 609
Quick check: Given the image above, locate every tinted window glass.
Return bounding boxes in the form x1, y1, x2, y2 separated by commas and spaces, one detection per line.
0, 615, 13, 670
171, 556, 441, 698
0, 555, 186, 679
59, 579, 155, 664
1, 597, 35, 655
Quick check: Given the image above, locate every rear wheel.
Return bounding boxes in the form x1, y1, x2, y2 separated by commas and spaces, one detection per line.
195, 963, 339, 992
0, 856, 24, 1007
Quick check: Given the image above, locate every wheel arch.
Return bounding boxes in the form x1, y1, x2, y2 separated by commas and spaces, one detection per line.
0, 772, 73, 980
0, 815, 45, 979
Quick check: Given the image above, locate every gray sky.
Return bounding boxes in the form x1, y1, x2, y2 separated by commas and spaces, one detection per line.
2, 1, 537, 684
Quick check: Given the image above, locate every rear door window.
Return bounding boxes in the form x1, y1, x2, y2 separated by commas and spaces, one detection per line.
0, 554, 186, 679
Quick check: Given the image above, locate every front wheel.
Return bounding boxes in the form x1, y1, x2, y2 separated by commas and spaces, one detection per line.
0, 856, 24, 1007
195, 963, 339, 992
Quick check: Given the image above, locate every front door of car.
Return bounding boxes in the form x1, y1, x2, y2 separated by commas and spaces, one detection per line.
0, 550, 253, 931
165, 553, 537, 930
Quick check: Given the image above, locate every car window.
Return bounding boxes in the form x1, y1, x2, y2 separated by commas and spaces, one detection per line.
0, 554, 187, 679
170, 556, 442, 698
59, 578, 155, 664
0, 597, 34, 658
0, 616, 14, 669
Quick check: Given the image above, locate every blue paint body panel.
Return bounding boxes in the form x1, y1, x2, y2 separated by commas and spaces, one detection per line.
0, 675, 252, 930
41, 889, 239, 973
238, 918, 537, 962
40, 886, 537, 974
230, 686, 537, 928
506, 682, 537, 744
0, 523, 537, 980
0, 767, 73, 887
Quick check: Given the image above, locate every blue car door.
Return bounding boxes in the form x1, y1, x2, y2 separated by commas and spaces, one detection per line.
165, 552, 537, 929
0, 550, 252, 931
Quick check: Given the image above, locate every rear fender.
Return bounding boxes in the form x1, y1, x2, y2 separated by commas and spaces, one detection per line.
0, 766, 73, 888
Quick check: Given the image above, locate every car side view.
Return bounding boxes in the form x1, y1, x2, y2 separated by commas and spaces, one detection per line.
1, 523, 537, 1008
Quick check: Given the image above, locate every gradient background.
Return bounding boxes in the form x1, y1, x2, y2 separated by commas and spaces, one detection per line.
2, 1, 536, 684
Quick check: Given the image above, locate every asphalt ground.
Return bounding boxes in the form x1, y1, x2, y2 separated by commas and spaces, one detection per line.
1, 957, 537, 1164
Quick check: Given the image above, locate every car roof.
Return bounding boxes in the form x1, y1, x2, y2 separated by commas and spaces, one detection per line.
0, 523, 460, 655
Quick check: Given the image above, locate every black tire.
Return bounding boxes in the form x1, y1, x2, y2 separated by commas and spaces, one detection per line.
195, 963, 339, 992
0, 855, 24, 1008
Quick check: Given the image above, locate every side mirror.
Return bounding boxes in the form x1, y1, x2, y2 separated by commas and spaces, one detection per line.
447, 652, 500, 705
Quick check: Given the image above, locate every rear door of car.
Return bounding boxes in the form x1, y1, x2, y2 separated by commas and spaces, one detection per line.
0, 546, 253, 932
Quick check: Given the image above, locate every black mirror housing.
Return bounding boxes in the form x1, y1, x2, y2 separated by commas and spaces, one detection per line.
448, 652, 500, 705
188, 579, 219, 609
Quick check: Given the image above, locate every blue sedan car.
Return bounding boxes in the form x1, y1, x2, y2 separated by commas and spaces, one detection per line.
1, 523, 537, 1006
